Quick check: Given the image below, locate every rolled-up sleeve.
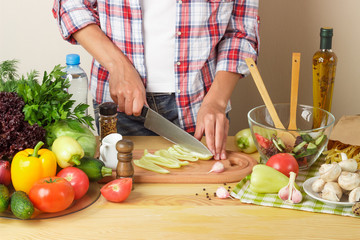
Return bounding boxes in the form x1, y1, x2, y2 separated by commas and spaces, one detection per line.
52, 0, 99, 44
216, 0, 259, 77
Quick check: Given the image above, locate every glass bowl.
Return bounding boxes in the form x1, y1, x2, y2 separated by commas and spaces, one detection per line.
248, 103, 335, 169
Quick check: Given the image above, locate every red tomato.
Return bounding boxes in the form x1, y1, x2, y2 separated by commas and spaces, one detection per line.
57, 167, 89, 200
100, 178, 132, 203
266, 153, 299, 177
29, 177, 75, 213
255, 133, 272, 149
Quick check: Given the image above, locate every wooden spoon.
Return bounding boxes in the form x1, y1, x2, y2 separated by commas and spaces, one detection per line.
288, 53, 301, 131
245, 58, 296, 146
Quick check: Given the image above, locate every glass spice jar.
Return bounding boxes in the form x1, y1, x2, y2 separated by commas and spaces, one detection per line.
99, 102, 118, 140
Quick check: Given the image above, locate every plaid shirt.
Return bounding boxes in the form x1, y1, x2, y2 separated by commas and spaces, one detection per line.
53, 0, 259, 133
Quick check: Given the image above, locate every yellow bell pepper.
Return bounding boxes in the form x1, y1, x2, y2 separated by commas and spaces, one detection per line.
11, 141, 57, 194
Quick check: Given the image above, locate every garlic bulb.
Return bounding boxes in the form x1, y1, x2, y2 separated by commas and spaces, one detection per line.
319, 163, 342, 182
278, 172, 302, 204
348, 187, 360, 203
338, 172, 360, 191
312, 178, 326, 193
339, 159, 358, 173
321, 182, 343, 202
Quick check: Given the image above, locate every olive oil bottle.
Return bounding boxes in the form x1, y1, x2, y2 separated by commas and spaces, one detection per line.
312, 27, 337, 128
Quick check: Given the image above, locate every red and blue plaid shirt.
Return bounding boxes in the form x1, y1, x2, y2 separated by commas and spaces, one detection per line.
53, 0, 259, 133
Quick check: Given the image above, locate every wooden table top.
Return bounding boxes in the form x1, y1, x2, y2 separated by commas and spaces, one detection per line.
1, 136, 359, 240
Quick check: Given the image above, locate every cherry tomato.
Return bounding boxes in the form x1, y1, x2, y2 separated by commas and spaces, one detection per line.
266, 153, 299, 177
100, 178, 132, 203
255, 133, 272, 149
29, 177, 75, 213
57, 167, 89, 200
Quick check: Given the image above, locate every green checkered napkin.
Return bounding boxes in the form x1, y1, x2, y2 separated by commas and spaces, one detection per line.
231, 158, 358, 217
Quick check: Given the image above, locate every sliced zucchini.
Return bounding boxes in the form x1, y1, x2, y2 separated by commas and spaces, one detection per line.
293, 141, 307, 153
315, 134, 327, 146
272, 138, 284, 152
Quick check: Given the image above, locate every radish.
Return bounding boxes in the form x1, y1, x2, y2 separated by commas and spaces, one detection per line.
0, 160, 11, 186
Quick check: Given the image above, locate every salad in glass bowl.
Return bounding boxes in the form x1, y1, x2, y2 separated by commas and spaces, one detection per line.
248, 103, 335, 169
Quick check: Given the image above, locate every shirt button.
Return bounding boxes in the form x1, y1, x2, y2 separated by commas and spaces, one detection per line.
177, 31, 182, 36
176, 61, 181, 66
177, 89, 181, 93
178, 0, 182, 4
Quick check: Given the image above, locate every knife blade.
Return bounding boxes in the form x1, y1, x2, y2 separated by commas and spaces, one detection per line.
141, 105, 213, 157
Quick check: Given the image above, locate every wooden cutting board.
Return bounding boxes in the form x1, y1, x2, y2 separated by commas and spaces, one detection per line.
100, 149, 257, 184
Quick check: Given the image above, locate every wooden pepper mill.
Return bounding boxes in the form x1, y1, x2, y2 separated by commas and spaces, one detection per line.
115, 139, 134, 183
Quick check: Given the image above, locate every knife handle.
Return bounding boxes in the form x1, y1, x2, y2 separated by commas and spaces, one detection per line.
140, 105, 149, 118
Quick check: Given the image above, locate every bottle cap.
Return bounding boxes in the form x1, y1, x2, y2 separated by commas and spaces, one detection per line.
99, 102, 117, 115
66, 54, 80, 65
320, 28, 334, 50
320, 27, 333, 38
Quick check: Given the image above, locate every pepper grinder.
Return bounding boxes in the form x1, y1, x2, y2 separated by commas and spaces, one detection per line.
115, 139, 134, 186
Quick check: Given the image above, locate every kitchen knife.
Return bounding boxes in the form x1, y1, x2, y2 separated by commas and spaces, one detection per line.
141, 105, 213, 157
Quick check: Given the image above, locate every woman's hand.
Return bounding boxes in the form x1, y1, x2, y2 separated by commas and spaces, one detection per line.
194, 100, 229, 160
108, 59, 146, 116
73, 24, 146, 116
194, 71, 241, 160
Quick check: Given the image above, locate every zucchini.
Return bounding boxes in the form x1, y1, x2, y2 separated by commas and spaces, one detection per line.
294, 143, 318, 158
0, 184, 10, 213
306, 142, 318, 154
315, 134, 327, 146
272, 139, 284, 152
10, 191, 34, 220
75, 156, 113, 181
293, 141, 307, 153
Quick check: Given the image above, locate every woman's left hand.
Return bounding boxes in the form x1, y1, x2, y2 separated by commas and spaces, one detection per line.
194, 101, 229, 160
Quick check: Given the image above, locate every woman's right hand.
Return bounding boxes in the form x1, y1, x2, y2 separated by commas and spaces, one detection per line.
73, 24, 146, 116
108, 59, 146, 116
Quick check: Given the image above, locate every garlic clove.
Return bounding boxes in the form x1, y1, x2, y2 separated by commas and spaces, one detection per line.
289, 188, 303, 204
321, 182, 343, 202
348, 187, 360, 203
208, 161, 225, 173
338, 172, 360, 191
312, 178, 326, 193
319, 163, 342, 182
339, 159, 358, 173
278, 185, 289, 201
216, 186, 230, 199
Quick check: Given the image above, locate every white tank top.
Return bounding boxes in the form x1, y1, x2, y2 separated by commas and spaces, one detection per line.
140, 0, 176, 93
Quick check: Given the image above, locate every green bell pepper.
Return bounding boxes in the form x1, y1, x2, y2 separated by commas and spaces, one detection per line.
235, 128, 257, 154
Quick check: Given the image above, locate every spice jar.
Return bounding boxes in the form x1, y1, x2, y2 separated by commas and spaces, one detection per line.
99, 102, 117, 140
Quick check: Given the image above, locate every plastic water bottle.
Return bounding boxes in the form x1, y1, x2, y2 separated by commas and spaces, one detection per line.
65, 54, 88, 114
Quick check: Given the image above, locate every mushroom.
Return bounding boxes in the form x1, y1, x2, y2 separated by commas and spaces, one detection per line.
319, 163, 342, 182
349, 187, 360, 203
338, 172, 360, 191
312, 178, 326, 193
339, 159, 358, 173
321, 182, 343, 202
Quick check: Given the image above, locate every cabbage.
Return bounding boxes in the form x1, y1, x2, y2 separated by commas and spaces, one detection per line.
45, 120, 97, 157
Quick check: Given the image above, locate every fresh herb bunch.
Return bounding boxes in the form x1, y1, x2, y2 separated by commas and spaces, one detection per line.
0, 60, 94, 129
